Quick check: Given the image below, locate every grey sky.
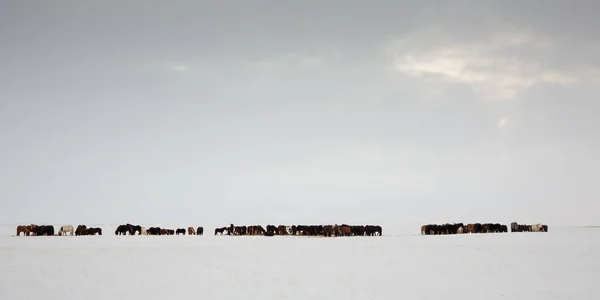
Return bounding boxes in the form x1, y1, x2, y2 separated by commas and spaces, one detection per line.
1, 1, 598, 228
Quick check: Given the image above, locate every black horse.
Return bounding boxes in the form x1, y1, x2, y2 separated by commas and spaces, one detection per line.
35, 225, 55, 236
196, 227, 204, 235
115, 224, 132, 235
147, 227, 162, 235
87, 227, 102, 235
130, 225, 142, 235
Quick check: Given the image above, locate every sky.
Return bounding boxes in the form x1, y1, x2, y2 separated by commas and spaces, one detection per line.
0, 1, 598, 228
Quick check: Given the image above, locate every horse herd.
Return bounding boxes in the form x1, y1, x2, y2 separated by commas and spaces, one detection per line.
421, 222, 549, 235
510, 222, 548, 232
214, 224, 383, 237
114, 224, 205, 236
15, 224, 102, 236
15, 223, 383, 237
15, 222, 548, 237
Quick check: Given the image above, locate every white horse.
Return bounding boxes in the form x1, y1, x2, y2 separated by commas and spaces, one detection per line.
141, 227, 148, 235
457, 227, 464, 234
58, 225, 74, 236
532, 224, 543, 232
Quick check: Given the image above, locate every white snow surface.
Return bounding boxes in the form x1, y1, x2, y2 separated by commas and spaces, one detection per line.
0, 225, 598, 300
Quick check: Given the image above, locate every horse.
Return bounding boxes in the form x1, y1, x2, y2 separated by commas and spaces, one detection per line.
373, 225, 382, 236
75, 225, 87, 236
115, 225, 131, 235
196, 227, 204, 235
510, 222, 519, 232
34, 225, 55, 236
187, 227, 195, 235
322, 225, 334, 237
286, 226, 294, 235
214, 227, 226, 235
130, 225, 142, 235
365, 225, 379, 236
266, 225, 277, 235
352, 225, 366, 236
87, 227, 102, 235
464, 224, 474, 233
247, 225, 265, 236
16, 225, 32, 236
58, 225, 74, 236
335, 224, 352, 237
176, 228, 186, 235
141, 227, 148, 235
276, 225, 288, 235
147, 227, 161, 235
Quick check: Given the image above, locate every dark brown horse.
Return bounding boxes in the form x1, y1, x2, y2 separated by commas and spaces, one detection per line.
34, 225, 55, 236
247, 225, 266, 236
266, 225, 277, 235
147, 227, 161, 235
76, 225, 87, 236
276, 225, 288, 235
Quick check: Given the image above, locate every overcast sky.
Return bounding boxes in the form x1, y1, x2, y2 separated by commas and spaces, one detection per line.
1, 1, 598, 228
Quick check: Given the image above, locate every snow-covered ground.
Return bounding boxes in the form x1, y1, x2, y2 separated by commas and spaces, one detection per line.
0, 225, 598, 300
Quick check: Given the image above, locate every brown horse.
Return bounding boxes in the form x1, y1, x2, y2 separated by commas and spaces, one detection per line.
276, 225, 288, 235
335, 225, 352, 236
187, 227, 195, 235
466, 224, 475, 233
16, 225, 31, 236
247, 225, 266, 236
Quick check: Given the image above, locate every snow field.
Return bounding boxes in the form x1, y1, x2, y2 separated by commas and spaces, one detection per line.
0, 226, 597, 300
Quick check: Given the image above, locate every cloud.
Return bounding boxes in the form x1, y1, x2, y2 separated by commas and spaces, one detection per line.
166, 63, 190, 72
386, 28, 577, 99
497, 117, 509, 129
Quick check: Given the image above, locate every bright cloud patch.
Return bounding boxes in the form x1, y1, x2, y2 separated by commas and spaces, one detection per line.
497, 117, 509, 129
166, 63, 190, 72
387, 29, 576, 99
